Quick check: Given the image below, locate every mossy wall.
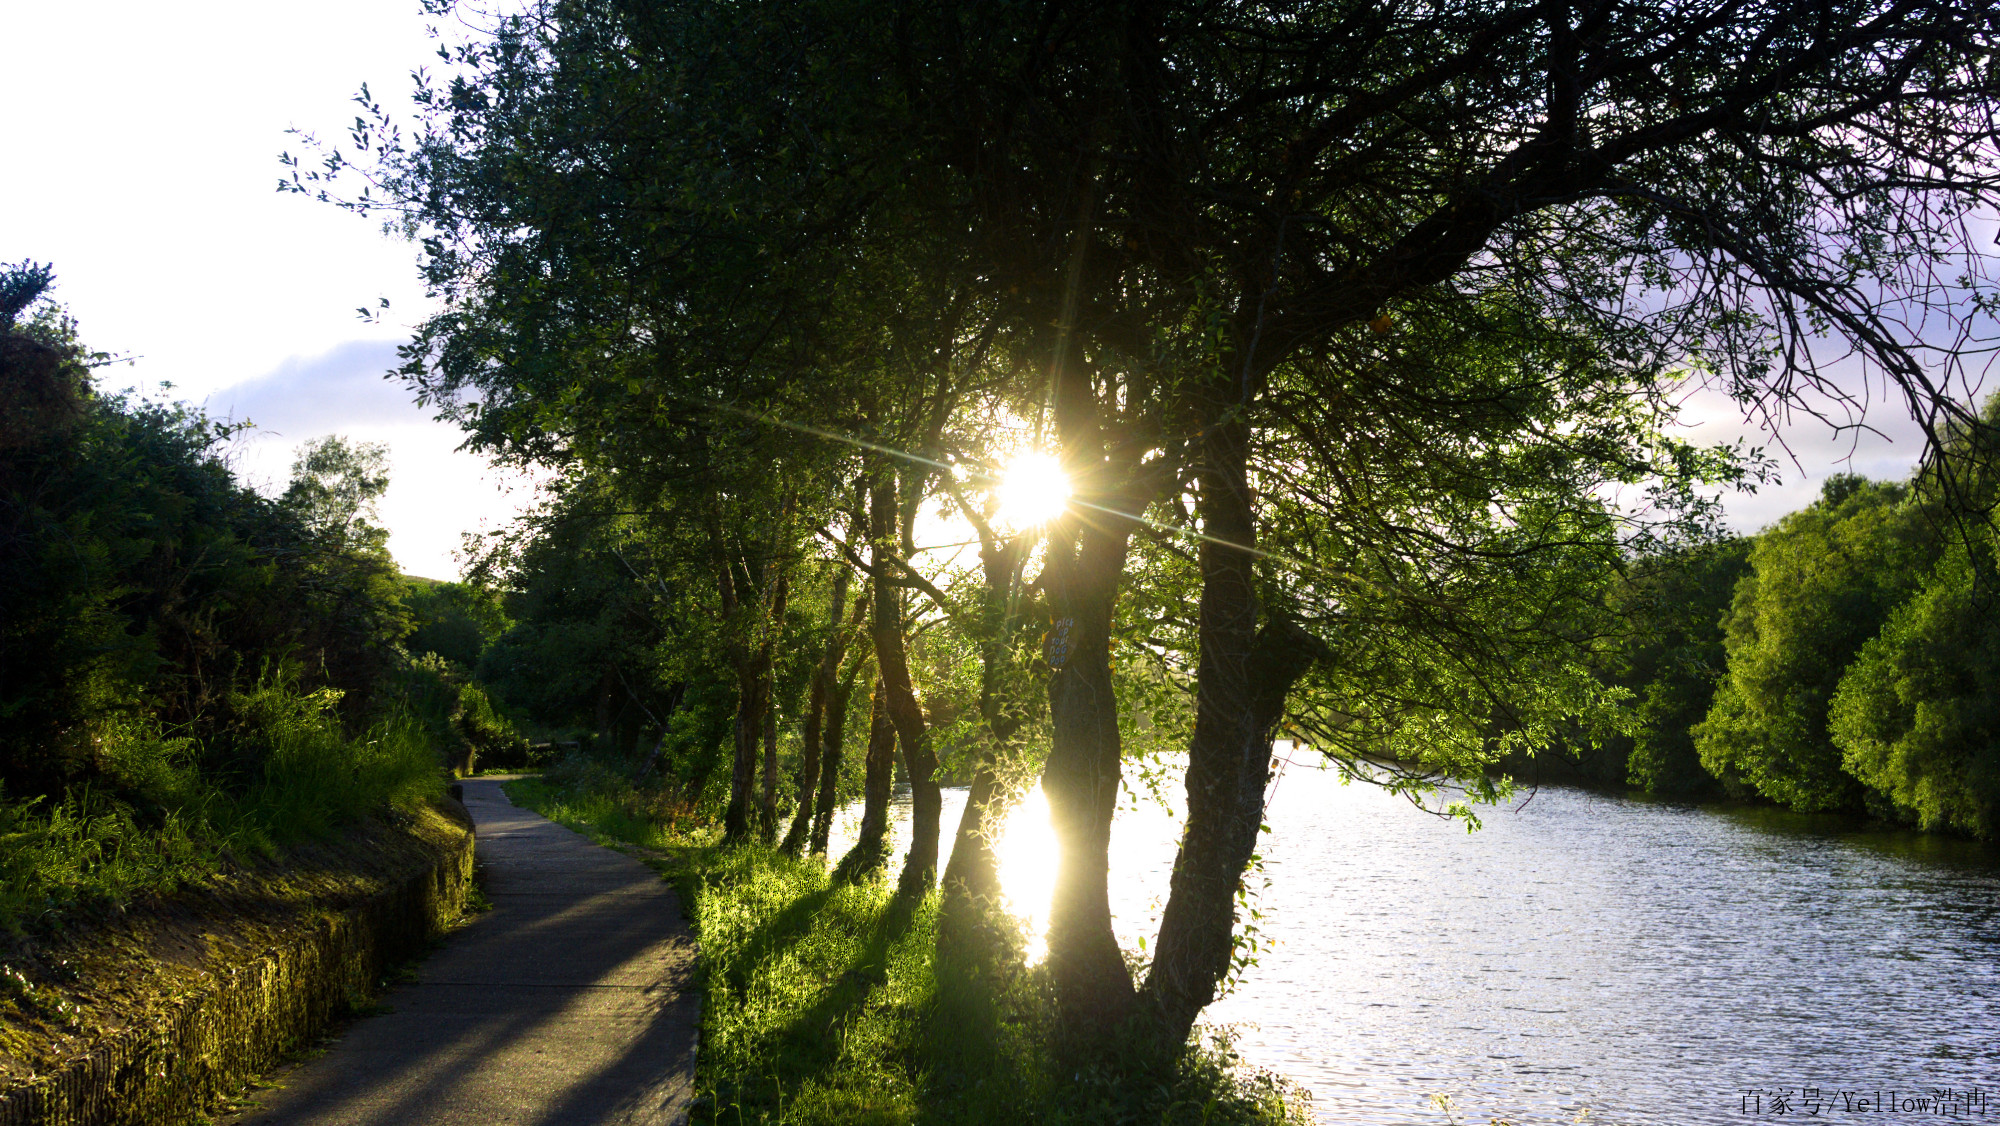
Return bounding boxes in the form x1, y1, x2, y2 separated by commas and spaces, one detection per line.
0, 805, 474, 1125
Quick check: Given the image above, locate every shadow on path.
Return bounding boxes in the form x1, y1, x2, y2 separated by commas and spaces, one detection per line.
230, 778, 699, 1126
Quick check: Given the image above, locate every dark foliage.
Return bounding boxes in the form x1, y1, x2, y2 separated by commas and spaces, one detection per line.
0, 280, 411, 802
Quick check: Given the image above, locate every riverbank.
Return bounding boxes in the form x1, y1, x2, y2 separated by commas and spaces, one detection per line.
505, 763, 1311, 1126
0, 800, 473, 1124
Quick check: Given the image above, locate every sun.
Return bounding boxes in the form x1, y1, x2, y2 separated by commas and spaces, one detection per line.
994, 452, 1071, 530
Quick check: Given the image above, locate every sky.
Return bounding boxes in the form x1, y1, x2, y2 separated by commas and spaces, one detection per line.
3, 0, 531, 579
2, 2, 1985, 579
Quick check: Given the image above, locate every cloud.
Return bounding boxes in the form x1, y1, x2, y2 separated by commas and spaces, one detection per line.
206, 339, 537, 581
1672, 369, 1950, 535
202, 339, 430, 436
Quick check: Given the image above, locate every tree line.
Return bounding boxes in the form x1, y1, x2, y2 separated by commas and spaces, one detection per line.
1589, 394, 2000, 836
0, 262, 520, 928
290, 0, 2000, 1052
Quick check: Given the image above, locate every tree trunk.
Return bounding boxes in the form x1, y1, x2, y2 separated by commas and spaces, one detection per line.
780, 668, 828, 854
682, 737, 722, 808
1035, 278, 1143, 1033
869, 469, 940, 899
940, 534, 1029, 955
783, 566, 854, 855
1039, 517, 1138, 1034
810, 666, 857, 855
715, 511, 758, 844
633, 681, 686, 781
593, 673, 616, 752
760, 702, 780, 841
636, 729, 669, 781
1138, 413, 1322, 1047
724, 658, 767, 842
833, 676, 896, 883
939, 762, 1009, 950
679, 694, 730, 808
941, 736, 1005, 910
757, 565, 791, 842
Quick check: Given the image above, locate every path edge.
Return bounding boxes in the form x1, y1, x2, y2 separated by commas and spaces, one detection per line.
0, 804, 476, 1126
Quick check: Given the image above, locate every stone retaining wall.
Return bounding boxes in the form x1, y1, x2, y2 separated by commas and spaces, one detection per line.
0, 806, 474, 1126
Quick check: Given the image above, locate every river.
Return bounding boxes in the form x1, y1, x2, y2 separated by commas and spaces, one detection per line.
826, 757, 2000, 1124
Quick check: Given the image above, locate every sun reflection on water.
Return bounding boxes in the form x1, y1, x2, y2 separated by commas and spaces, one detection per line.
824, 775, 1189, 965
991, 783, 1059, 962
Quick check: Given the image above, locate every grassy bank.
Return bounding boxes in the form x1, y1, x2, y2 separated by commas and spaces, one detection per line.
507, 759, 1311, 1126
0, 678, 445, 934
0, 798, 473, 1107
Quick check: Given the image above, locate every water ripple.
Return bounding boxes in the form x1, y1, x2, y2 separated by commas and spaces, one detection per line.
829, 767, 2000, 1124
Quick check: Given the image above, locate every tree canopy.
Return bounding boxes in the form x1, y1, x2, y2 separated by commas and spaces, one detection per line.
292, 0, 2000, 1050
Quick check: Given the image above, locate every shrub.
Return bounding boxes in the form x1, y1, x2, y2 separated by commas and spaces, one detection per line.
0, 673, 444, 932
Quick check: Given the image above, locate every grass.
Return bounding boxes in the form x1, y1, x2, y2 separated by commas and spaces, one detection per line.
507, 759, 1313, 1126
0, 677, 445, 932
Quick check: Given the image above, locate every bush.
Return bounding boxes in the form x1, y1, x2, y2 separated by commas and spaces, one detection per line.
2, 306, 413, 801
0, 673, 443, 932
397, 653, 532, 776
0, 275, 455, 932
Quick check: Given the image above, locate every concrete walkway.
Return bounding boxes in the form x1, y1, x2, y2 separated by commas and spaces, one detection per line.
232, 778, 699, 1126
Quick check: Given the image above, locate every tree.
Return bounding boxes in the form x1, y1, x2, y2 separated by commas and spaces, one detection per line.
933, 466, 1049, 953
832, 676, 899, 882
779, 558, 863, 854
0, 260, 56, 333
1829, 395, 2000, 835
3, 274, 419, 796
473, 495, 674, 747
808, 645, 870, 855
1694, 477, 1937, 810
1830, 525, 2000, 834
404, 578, 510, 670
297, 0, 2000, 1052
282, 435, 390, 546
1617, 538, 1754, 798
882, 0, 2000, 1042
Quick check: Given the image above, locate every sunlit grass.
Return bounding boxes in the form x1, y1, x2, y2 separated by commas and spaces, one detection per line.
508, 761, 1312, 1126
0, 681, 445, 932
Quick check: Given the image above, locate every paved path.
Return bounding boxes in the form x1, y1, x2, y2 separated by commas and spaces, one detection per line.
233, 778, 699, 1126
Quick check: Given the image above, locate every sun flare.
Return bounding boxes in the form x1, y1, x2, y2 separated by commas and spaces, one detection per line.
994, 452, 1071, 530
